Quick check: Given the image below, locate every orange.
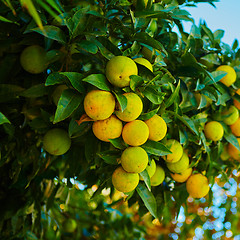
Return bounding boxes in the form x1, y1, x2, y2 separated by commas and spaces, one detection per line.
234, 89, 240, 110
204, 121, 224, 141
216, 65, 237, 87
228, 138, 240, 161
230, 118, 240, 137
170, 168, 192, 183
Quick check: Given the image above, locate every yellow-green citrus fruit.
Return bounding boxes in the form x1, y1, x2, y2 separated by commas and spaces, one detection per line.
116, 92, 143, 122
20, 45, 48, 74
228, 138, 240, 161
166, 152, 189, 173
105, 56, 138, 88
170, 168, 192, 183
43, 128, 71, 156
134, 58, 153, 72
122, 120, 149, 146
216, 65, 237, 87
222, 105, 239, 125
52, 85, 68, 106
144, 115, 167, 141
230, 117, 240, 137
220, 145, 230, 161
164, 139, 183, 163
92, 115, 123, 142
150, 165, 165, 186
204, 121, 224, 141
140, 159, 156, 180
186, 173, 210, 198
112, 166, 139, 192
121, 147, 148, 173
194, 92, 212, 108
62, 219, 77, 233
234, 89, 240, 110
83, 90, 115, 120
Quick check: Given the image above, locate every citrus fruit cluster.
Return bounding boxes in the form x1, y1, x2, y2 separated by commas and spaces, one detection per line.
81, 56, 168, 193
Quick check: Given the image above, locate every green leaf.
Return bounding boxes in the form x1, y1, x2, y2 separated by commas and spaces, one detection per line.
60, 72, 85, 93
201, 24, 214, 44
82, 74, 111, 91
143, 86, 165, 105
165, 80, 180, 108
0, 15, 19, 25
232, 39, 239, 50
203, 71, 227, 85
224, 132, 240, 151
77, 40, 98, 54
0, 84, 24, 103
141, 140, 171, 156
0, 112, 10, 125
133, 32, 168, 56
54, 89, 83, 123
19, 84, 49, 97
71, 9, 88, 38
113, 92, 127, 112
97, 150, 121, 165
109, 137, 127, 150
29, 25, 67, 44
138, 107, 160, 121
97, 36, 122, 56
45, 72, 67, 86
130, 75, 144, 91
136, 183, 158, 219
139, 169, 151, 191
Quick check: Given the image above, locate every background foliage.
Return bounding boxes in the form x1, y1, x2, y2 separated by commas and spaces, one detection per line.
1, 0, 240, 239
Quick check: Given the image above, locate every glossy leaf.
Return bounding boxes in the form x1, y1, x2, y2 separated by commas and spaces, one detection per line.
82, 74, 111, 91
141, 140, 172, 156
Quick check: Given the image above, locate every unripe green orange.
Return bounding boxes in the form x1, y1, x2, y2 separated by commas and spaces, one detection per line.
150, 165, 165, 186
62, 219, 77, 233
20, 45, 48, 74
112, 166, 139, 193
222, 105, 239, 125
164, 139, 183, 163
166, 152, 189, 173
116, 92, 143, 122
140, 159, 156, 180
43, 128, 71, 156
216, 65, 237, 87
204, 121, 224, 141
121, 147, 148, 173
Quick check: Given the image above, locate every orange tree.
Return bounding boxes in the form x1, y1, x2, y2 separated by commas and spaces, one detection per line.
1, 0, 240, 239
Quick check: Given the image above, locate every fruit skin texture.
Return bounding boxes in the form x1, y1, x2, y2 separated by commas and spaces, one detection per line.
121, 147, 148, 173
234, 89, 240, 110
170, 168, 192, 183
222, 105, 239, 125
144, 115, 167, 141
216, 65, 237, 87
186, 173, 210, 198
92, 115, 123, 142
20, 45, 48, 74
112, 166, 139, 193
84, 90, 115, 120
204, 121, 224, 141
116, 92, 143, 122
140, 159, 156, 180
230, 118, 240, 137
43, 128, 71, 156
134, 58, 153, 72
164, 139, 183, 163
150, 165, 165, 186
122, 120, 149, 146
166, 152, 189, 174
228, 138, 240, 161
105, 56, 138, 88
62, 219, 77, 233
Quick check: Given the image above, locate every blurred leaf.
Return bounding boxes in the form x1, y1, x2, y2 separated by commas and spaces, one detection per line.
19, 84, 49, 97
0, 15, 19, 25
0, 84, 24, 103
82, 74, 111, 91
0, 112, 10, 125
54, 89, 83, 123
141, 140, 171, 156
136, 182, 158, 219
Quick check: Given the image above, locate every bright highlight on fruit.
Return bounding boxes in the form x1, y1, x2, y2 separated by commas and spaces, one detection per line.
20, 45, 48, 74
116, 92, 143, 122
122, 120, 149, 146
164, 139, 183, 163
83, 90, 115, 120
43, 128, 71, 156
92, 115, 123, 142
105, 56, 138, 88
186, 173, 210, 198
144, 114, 167, 141
121, 147, 148, 173
204, 121, 224, 141
216, 65, 237, 87
112, 166, 139, 193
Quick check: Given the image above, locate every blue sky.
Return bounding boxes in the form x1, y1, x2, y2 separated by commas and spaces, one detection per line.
181, 0, 240, 46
